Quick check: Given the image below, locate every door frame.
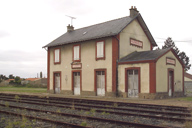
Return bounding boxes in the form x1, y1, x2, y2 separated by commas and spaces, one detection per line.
72, 70, 82, 94
53, 71, 61, 94
125, 67, 140, 95
167, 68, 174, 96
94, 69, 107, 95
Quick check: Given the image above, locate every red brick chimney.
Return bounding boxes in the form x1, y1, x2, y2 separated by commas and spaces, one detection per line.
130, 6, 139, 18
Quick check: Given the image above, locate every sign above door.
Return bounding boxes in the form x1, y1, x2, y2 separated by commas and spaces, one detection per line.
71, 63, 82, 69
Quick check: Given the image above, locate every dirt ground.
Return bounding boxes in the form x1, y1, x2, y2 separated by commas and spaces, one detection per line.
1, 92, 192, 108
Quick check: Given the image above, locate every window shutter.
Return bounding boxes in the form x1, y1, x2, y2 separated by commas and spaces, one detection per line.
55, 49, 60, 62
97, 41, 104, 57
74, 46, 79, 60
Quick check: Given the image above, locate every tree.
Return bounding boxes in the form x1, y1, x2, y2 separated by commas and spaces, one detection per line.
40, 72, 42, 78
14, 76, 21, 85
9, 74, 15, 79
0, 75, 8, 80
162, 37, 191, 71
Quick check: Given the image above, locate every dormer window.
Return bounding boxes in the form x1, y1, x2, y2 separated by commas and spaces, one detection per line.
73, 44, 81, 62
96, 41, 105, 60
54, 48, 61, 64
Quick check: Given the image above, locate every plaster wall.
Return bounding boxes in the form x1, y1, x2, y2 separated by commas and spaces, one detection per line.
118, 63, 150, 93
49, 37, 113, 93
119, 20, 151, 58
156, 51, 183, 92
184, 77, 192, 81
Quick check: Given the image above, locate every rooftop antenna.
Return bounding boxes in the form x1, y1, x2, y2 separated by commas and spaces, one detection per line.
66, 15, 76, 26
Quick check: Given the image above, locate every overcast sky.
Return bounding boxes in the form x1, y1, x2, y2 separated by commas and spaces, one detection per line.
1, 0, 192, 78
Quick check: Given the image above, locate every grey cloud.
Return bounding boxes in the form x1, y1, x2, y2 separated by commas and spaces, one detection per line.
0, 31, 10, 38
0, 50, 47, 78
0, 50, 46, 62
47, 0, 92, 15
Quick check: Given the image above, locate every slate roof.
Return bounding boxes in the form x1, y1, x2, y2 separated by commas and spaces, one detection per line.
184, 72, 192, 80
119, 48, 171, 63
43, 14, 157, 48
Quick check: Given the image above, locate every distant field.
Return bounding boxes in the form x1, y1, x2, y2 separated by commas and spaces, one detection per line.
0, 86, 47, 93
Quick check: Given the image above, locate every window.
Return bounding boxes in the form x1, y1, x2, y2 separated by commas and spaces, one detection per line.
96, 41, 105, 60
73, 45, 80, 62
54, 48, 60, 64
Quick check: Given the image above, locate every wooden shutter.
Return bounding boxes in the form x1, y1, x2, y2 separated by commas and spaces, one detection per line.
74, 46, 79, 60
54, 49, 60, 63
97, 41, 104, 58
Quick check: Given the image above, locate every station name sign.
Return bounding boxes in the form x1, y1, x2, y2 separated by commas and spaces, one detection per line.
130, 38, 143, 48
71, 63, 82, 69
166, 57, 176, 66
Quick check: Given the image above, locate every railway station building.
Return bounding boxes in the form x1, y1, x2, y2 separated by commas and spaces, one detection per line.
43, 7, 184, 99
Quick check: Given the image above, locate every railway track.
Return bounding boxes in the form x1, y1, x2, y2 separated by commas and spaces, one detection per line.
0, 93, 191, 128
0, 93, 189, 112
0, 103, 167, 128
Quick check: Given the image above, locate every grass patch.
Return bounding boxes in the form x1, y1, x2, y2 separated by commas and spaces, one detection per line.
177, 97, 192, 101
0, 86, 47, 93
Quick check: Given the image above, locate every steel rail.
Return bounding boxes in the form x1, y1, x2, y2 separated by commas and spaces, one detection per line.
0, 93, 189, 112
0, 97, 190, 117
0, 110, 90, 128
0, 98, 191, 122
0, 103, 169, 128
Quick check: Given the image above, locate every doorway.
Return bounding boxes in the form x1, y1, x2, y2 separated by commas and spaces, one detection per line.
127, 69, 139, 97
73, 72, 81, 95
96, 71, 105, 96
168, 70, 174, 97
54, 72, 61, 94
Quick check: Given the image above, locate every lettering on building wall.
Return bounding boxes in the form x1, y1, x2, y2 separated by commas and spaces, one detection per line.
130, 38, 143, 48
71, 63, 82, 69
166, 57, 176, 66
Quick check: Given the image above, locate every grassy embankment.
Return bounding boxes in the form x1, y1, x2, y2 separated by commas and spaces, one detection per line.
0, 86, 47, 93
178, 97, 192, 101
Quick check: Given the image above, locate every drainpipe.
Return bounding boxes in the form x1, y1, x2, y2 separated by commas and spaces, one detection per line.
116, 60, 119, 97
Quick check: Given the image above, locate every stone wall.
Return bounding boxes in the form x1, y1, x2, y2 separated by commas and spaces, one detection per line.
185, 81, 192, 96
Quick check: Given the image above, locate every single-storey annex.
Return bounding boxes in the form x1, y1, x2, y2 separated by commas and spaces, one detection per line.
43, 6, 184, 99
184, 72, 192, 96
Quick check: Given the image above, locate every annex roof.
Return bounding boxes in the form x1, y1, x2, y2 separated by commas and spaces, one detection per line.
119, 48, 172, 63
43, 14, 157, 48
184, 72, 192, 80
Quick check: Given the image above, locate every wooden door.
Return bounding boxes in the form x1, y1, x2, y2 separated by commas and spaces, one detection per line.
74, 72, 80, 95
128, 70, 138, 97
168, 71, 173, 97
54, 73, 60, 94
96, 71, 105, 96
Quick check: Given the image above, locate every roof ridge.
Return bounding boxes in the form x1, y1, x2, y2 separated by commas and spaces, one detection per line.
73, 16, 130, 31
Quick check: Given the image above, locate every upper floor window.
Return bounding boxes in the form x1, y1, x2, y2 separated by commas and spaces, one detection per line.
96, 41, 105, 60
54, 48, 61, 64
73, 44, 81, 62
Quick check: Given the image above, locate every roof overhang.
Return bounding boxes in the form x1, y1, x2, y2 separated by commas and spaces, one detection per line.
136, 14, 157, 46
